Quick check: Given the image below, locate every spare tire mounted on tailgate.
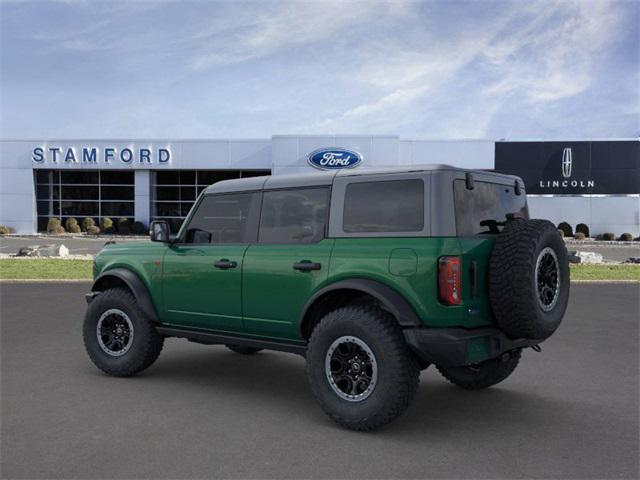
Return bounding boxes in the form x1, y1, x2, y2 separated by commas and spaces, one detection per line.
489, 219, 569, 340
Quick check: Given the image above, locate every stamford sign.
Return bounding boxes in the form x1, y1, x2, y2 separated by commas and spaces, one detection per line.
32, 146, 171, 165
308, 147, 362, 170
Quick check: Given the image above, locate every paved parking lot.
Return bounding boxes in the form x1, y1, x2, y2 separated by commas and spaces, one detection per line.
1, 282, 638, 479
0, 236, 148, 256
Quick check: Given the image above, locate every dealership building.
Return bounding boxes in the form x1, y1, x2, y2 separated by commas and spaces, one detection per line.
0, 136, 638, 235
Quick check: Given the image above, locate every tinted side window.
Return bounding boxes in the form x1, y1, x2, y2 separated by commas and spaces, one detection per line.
184, 192, 259, 244
343, 179, 424, 233
454, 180, 529, 235
259, 188, 329, 244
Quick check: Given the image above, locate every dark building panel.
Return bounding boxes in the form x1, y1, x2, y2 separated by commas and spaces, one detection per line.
495, 140, 639, 195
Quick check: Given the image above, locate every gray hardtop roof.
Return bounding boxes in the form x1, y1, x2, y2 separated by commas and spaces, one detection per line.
203, 164, 521, 194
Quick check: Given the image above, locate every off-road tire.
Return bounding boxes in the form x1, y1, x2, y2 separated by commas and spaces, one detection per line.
489, 219, 569, 340
225, 344, 263, 355
83, 288, 164, 376
306, 305, 420, 431
436, 349, 521, 390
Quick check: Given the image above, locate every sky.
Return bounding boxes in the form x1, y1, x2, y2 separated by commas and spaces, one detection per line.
1, 0, 638, 140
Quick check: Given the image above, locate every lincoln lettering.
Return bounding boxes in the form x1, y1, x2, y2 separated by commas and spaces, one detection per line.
32, 147, 171, 164
539, 179, 595, 188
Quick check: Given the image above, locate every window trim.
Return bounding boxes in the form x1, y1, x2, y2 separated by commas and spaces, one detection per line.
256, 186, 331, 245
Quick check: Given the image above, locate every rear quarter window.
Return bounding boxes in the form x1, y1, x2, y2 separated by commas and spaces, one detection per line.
343, 179, 424, 233
454, 179, 529, 235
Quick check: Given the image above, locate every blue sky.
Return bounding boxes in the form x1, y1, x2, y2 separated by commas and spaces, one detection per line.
1, 0, 638, 140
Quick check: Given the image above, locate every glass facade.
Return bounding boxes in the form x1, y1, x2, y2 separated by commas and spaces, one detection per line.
35, 170, 135, 231
151, 169, 270, 231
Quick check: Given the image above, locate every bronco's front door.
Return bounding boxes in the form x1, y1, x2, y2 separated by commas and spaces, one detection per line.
161, 191, 261, 332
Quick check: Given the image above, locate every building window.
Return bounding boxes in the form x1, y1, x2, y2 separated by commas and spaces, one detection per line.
35, 170, 134, 231
151, 169, 270, 232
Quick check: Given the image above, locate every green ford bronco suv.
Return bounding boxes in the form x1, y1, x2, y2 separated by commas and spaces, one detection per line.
84, 165, 569, 430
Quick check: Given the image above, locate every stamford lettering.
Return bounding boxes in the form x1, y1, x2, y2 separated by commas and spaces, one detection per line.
32, 146, 171, 165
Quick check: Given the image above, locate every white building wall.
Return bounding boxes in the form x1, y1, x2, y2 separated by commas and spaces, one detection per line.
400, 140, 494, 169
0, 142, 37, 233
528, 195, 640, 236
134, 171, 151, 225
271, 135, 400, 175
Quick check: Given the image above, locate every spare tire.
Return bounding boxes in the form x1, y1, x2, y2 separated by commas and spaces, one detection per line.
488, 219, 569, 340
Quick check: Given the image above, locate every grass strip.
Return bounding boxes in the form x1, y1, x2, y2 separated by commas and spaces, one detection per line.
569, 263, 640, 281
0, 259, 638, 281
0, 259, 92, 279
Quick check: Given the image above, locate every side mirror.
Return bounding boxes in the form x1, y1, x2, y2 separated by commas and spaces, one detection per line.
150, 220, 171, 243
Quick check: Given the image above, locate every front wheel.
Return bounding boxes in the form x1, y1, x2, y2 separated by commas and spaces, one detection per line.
306, 305, 419, 431
436, 349, 521, 390
83, 288, 164, 377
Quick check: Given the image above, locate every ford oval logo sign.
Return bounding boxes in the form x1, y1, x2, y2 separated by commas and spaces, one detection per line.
307, 148, 362, 170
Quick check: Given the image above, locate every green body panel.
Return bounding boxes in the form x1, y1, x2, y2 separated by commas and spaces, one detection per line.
93, 242, 167, 309
328, 237, 495, 329
161, 244, 248, 332
241, 239, 334, 341
93, 235, 497, 340
456, 236, 497, 329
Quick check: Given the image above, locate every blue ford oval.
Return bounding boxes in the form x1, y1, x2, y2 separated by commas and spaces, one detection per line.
308, 148, 362, 170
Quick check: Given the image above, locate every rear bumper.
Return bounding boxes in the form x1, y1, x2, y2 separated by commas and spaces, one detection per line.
403, 326, 540, 367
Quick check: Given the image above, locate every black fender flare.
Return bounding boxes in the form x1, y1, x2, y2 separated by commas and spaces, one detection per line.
91, 268, 159, 322
299, 278, 422, 334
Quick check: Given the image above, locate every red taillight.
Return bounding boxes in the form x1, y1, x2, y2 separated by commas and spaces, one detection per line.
438, 256, 461, 305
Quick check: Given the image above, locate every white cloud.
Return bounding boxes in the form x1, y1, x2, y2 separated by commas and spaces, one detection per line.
192, 1, 413, 70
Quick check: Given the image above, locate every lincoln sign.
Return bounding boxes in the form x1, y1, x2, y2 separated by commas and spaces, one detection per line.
495, 140, 639, 195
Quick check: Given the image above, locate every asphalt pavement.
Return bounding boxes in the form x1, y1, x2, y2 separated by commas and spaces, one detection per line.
1, 282, 638, 479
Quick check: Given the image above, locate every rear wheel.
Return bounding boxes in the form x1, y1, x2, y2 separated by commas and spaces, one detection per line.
83, 288, 164, 377
225, 344, 263, 355
436, 349, 521, 390
306, 305, 419, 431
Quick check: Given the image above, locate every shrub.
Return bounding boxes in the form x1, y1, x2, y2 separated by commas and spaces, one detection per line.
65, 217, 81, 234
0, 224, 13, 234
557, 229, 565, 238
82, 217, 96, 231
50, 225, 66, 235
86, 225, 101, 235
131, 221, 146, 235
598, 232, 615, 241
573, 232, 586, 240
575, 223, 590, 238
101, 217, 114, 233
46, 218, 62, 234
116, 217, 131, 235
618, 233, 634, 242
557, 222, 573, 238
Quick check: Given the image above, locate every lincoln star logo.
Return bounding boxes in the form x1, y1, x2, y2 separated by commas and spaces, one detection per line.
308, 148, 362, 170
561, 147, 572, 178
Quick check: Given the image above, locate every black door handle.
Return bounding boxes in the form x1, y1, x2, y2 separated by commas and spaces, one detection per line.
293, 261, 321, 271
214, 259, 237, 269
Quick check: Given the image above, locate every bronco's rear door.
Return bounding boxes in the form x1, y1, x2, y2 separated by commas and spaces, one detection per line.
242, 187, 333, 341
